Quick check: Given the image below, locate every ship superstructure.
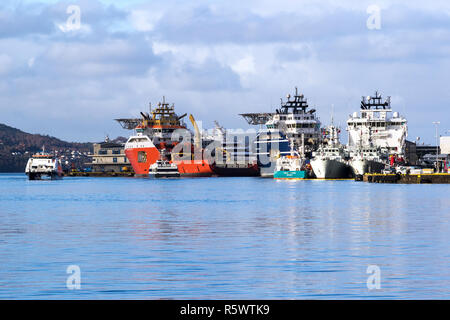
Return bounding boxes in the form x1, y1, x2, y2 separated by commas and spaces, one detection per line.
118, 97, 188, 149
266, 88, 321, 154
346, 92, 406, 175
240, 87, 321, 177
347, 92, 407, 156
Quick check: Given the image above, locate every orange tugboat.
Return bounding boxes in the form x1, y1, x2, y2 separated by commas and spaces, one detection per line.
120, 97, 214, 177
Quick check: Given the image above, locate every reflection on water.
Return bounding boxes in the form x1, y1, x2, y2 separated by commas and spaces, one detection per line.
0, 173, 449, 299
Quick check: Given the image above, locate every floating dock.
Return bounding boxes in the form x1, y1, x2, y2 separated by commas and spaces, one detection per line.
363, 173, 450, 184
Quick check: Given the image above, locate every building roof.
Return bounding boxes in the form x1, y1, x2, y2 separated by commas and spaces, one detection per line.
98, 142, 124, 148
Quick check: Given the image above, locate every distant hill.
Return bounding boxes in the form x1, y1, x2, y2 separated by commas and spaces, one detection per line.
111, 136, 128, 144
0, 123, 93, 172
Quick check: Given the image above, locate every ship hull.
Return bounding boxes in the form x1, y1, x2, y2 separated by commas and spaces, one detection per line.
125, 147, 160, 176
274, 170, 309, 179
27, 172, 63, 180
211, 163, 259, 177
150, 173, 180, 178
350, 159, 385, 176
310, 159, 352, 179
175, 160, 213, 177
149, 171, 180, 178
126, 148, 214, 177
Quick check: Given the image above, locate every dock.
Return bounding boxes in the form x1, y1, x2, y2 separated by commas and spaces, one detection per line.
363, 173, 450, 184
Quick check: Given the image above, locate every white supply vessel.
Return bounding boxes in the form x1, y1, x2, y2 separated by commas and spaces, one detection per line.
240, 87, 321, 177
264, 87, 322, 154
346, 92, 405, 175
349, 146, 386, 176
347, 92, 407, 157
310, 124, 352, 179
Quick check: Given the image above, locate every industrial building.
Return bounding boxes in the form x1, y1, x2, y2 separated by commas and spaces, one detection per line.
86, 137, 132, 173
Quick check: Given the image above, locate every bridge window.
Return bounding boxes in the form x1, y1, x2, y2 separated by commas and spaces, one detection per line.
138, 151, 147, 163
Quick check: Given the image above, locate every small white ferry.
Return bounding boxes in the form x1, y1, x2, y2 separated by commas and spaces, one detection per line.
25, 148, 63, 180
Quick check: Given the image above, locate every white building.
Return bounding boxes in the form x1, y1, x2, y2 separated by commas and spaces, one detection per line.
441, 136, 450, 155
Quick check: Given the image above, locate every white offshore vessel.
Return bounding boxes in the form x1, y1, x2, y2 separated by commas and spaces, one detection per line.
265, 87, 322, 154
310, 124, 352, 179
349, 146, 386, 176
25, 148, 63, 180
240, 87, 321, 177
347, 92, 406, 175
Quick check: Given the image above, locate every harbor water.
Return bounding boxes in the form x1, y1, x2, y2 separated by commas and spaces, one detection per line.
0, 173, 449, 299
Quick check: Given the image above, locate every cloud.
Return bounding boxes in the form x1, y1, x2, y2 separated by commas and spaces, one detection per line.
37, 37, 160, 78
156, 58, 242, 91
0, 2, 56, 38
128, 9, 162, 31
0, 0, 449, 143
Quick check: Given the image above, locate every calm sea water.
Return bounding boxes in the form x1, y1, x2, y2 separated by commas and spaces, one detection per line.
0, 173, 449, 299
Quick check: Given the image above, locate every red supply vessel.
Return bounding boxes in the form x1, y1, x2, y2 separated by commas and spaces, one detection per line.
122, 97, 213, 177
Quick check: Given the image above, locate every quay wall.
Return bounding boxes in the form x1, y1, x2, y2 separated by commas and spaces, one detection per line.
363, 173, 450, 184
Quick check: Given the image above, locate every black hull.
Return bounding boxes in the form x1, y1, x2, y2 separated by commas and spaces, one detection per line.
150, 174, 180, 178
27, 172, 63, 180
212, 165, 259, 177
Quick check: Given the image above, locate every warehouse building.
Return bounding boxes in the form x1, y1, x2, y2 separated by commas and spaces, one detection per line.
86, 137, 132, 173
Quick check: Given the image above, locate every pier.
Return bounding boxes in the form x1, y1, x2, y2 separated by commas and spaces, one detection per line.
363, 173, 450, 184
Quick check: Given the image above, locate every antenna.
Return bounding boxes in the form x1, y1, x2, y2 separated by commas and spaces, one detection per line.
331, 104, 334, 126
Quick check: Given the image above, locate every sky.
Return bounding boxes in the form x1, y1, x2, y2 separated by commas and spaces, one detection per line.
0, 0, 449, 143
